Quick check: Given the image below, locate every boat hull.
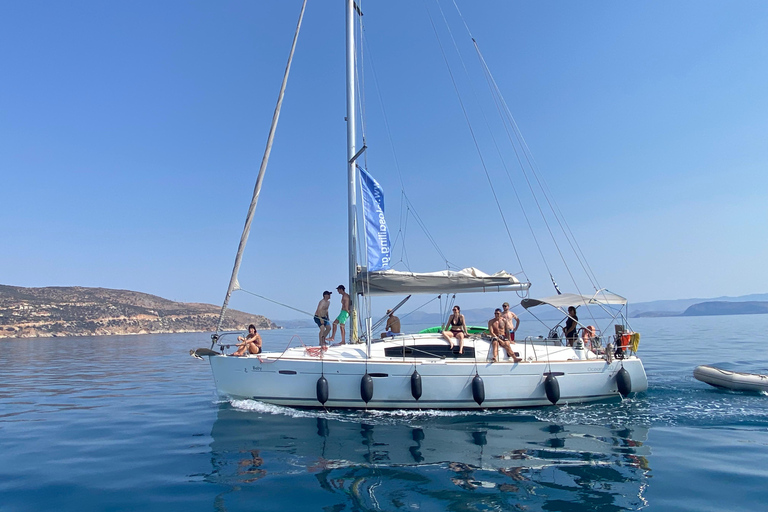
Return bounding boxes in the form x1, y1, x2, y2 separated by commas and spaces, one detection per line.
206, 336, 648, 409
693, 365, 768, 393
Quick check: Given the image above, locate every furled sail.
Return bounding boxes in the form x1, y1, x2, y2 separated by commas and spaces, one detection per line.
356, 267, 530, 296
360, 168, 391, 272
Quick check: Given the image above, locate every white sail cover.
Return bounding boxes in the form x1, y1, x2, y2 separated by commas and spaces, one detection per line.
521, 292, 627, 310
356, 267, 530, 296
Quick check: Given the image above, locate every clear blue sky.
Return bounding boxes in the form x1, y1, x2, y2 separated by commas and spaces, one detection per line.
2, 1, 767, 321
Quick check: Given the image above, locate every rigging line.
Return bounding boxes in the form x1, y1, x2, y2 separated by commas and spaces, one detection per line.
361, 31, 450, 268
491, 76, 600, 287
474, 50, 568, 277
403, 194, 453, 267
361, 32, 405, 232
238, 288, 316, 318
468, 38, 584, 294
454, 3, 604, 308
356, 9, 368, 157
396, 294, 441, 323
216, 0, 308, 333
395, 195, 412, 270
442, 294, 456, 332
436, 1, 551, 281
470, 45, 555, 280
451, 0, 596, 293
522, 144, 606, 293
424, 0, 526, 273
516, 139, 601, 292
362, 295, 411, 340
471, 43, 601, 294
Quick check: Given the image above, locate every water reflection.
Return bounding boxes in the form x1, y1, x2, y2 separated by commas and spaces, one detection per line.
207, 403, 650, 511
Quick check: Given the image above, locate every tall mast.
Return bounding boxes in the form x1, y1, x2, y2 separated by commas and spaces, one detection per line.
345, 0, 358, 338
214, 0, 308, 336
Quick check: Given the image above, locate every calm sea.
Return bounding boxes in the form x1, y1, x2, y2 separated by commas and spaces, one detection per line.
2, 315, 768, 511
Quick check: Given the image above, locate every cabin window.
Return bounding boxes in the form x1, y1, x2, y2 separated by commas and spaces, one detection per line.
383, 345, 476, 359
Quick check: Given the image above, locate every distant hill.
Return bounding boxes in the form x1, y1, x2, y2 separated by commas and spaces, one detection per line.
629, 293, 768, 317
681, 301, 768, 317
0, 285, 276, 338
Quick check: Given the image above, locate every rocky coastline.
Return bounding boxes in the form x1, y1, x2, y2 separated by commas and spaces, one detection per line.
0, 285, 276, 338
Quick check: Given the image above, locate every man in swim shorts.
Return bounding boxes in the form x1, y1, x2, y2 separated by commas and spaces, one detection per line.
488, 309, 521, 363
314, 291, 332, 346
327, 285, 350, 345
501, 302, 520, 342
381, 309, 401, 338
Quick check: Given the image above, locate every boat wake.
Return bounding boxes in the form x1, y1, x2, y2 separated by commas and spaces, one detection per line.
227, 398, 525, 425
228, 399, 320, 419
529, 384, 768, 429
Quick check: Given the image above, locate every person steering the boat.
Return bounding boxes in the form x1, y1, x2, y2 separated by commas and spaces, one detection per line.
327, 285, 350, 345
564, 306, 579, 346
232, 324, 262, 356
442, 306, 468, 354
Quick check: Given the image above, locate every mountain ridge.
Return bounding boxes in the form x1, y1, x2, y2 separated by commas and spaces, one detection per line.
0, 285, 276, 338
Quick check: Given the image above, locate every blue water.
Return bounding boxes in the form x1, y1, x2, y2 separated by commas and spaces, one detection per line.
2, 315, 768, 511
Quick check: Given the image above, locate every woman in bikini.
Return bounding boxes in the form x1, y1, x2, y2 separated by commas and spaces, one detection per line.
232, 324, 262, 356
442, 305, 468, 354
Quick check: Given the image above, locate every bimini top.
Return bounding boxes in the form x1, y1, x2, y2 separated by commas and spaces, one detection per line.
521, 291, 627, 310
356, 267, 531, 296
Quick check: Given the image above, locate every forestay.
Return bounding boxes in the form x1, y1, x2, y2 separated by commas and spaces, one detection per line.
356, 267, 530, 296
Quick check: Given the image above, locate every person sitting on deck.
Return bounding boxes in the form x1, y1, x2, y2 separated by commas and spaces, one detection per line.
232, 324, 262, 356
380, 309, 402, 338
488, 308, 521, 363
442, 305, 468, 354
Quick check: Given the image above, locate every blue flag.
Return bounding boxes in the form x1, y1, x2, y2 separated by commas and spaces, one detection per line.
360, 168, 391, 271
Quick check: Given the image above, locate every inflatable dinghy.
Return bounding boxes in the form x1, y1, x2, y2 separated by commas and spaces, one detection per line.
693, 365, 768, 393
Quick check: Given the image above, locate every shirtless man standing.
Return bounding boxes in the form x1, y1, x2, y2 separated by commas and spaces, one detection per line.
488, 309, 520, 362
501, 302, 520, 342
327, 285, 350, 345
314, 291, 332, 346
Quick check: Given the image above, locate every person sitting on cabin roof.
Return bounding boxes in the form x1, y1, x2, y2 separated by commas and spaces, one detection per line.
442, 305, 468, 354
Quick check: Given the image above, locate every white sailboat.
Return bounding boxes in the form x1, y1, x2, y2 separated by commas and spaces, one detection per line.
192, 0, 647, 409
